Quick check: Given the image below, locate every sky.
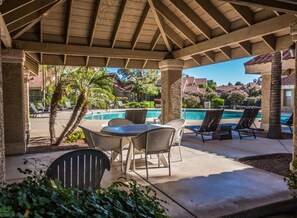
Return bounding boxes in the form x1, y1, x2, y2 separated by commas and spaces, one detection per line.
107, 57, 261, 86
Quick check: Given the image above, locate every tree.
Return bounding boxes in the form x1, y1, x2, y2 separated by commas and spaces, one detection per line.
117, 69, 159, 101
55, 67, 113, 145
207, 80, 217, 91
228, 92, 247, 106
235, 81, 243, 85
267, 51, 282, 139
228, 82, 233, 86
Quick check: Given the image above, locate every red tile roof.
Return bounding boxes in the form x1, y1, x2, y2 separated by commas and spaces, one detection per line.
245, 49, 293, 66
29, 75, 43, 89
282, 76, 294, 86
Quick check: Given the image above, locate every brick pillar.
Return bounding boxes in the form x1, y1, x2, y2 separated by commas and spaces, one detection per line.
23, 70, 30, 144
2, 49, 26, 156
0, 35, 5, 184
260, 74, 271, 131
290, 20, 297, 168
159, 59, 183, 124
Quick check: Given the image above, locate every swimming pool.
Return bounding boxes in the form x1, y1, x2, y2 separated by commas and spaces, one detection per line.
83, 109, 277, 121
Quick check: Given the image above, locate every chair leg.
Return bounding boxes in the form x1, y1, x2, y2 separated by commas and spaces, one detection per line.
238, 131, 242, 140
133, 147, 136, 171
178, 144, 182, 161
168, 152, 171, 176
289, 125, 293, 132
145, 154, 149, 180
201, 135, 205, 143
252, 130, 256, 139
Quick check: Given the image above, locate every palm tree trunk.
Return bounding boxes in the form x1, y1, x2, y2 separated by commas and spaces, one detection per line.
49, 81, 64, 144
65, 101, 88, 138
54, 91, 85, 145
267, 51, 282, 139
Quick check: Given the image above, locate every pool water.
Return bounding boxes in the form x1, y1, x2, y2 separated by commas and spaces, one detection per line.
84, 109, 286, 121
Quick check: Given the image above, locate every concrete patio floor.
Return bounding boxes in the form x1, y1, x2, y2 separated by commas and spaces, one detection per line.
6, 111, 294, 217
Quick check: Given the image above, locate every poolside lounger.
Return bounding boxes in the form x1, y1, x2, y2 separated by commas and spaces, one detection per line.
37, 103, 49, 112
30, 103, 43, 117
185, 109, 224, 142
236, 101, 249, 110
65, 101, 73, 110
220, 100, 231, 109
227, 107, 263, 139
118, 100, 126, 108
281, 113, 293, 132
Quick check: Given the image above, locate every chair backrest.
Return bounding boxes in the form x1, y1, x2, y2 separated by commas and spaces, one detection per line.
255, 100, 261, 107
108, 118, 134, 126
65, 101, 72, 108
46, 149, 110, 190
30, 103, 39, 113
165, 119, 186, 144
199, 109, 224, 132
37, 103, 46, 111
79, 126, 95, 147
235, 107, 260, 129
132, 127, 175, 154
242, 101, 249, 107
89, 131, 122, 150
118, 101, 125, 107
125, 109, 148, 124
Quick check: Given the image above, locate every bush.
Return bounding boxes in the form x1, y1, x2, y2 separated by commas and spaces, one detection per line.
212, 97, 224, 108
228, 92, 247, 106
0, 163, 169, 217
65, 130, 85, 143
183, 94, 200, 108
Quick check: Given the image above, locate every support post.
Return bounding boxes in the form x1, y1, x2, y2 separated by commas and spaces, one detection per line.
23, 70, 30, 145
159, 59, 183, 124
0, 30, 5, 184
290, 20, 297, 169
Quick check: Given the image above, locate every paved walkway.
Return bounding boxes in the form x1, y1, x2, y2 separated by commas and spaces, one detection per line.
6, 112, 294, 217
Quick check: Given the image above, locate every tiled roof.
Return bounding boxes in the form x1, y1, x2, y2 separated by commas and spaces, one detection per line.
29, 75, 43, 89
244, 49, 293, 66
282, 76, 294, 86
184, 86, 198, 93
195, 78, 207, 85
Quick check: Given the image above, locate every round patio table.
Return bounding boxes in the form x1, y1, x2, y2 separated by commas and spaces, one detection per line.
101, 124, 169, 173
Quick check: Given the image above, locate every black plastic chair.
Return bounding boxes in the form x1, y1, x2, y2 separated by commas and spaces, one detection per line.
236, 101, 249, 110
185, 109, 224, 142
281, 113, 293, 132
46, 149, 110, 190
125, 109, 147, 124
231, 107, 263, 139
131, 127, 175, 179
220, 100, 231, 109
255, 100, 261, 108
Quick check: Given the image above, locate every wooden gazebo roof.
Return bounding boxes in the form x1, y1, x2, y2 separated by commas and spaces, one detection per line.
1, 0, 297, 74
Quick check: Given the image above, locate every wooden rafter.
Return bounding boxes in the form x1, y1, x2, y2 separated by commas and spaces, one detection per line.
150, 29, 161, 51
0, 0, 35, 16
161, 18, 183, 48
64, 0, 74, 65
262, 34, 276, 51
17, 41, 168, 61
220, 46, 232, 59
4, 0, 58, 26
170, 0, 212, 40
152, 0, 196, 44
173, 14, 295, 59
194, 0, 230, 33
191, 54, 201, 65
239, 41, 252, 55
0, 12, 12, 48
220, 0, 297, 14
9, 0, 66, 39
40, 20, 43, 62
204, 51, 215, 63
148, 0, 171, 52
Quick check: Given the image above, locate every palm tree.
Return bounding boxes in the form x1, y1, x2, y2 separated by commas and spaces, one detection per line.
267, 51, 282, 139
55, 67, 113, 145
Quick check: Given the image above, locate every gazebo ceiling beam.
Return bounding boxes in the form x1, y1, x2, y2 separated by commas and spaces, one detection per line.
173, 14, 295, 59
239, 41, 252, 55
64, 0, 74, 65
0, 0, 35, 16
86, 0, 101, 66
9, 0, 65, 39
204, 51, 215, 63
220, 46, 232, 59
148, 0, 172, 51
220, 0, 297, 14
162, 21, 184, 49
194, 0, 230, 33
191, 54, 201, 65
152, 0, 196, 44
170, 0, 212, 40
150, 30, 161, 51
4, 0, 58, 26
0, 13, 12, 48
16, 41, 168, 61
262, 34, 276, 52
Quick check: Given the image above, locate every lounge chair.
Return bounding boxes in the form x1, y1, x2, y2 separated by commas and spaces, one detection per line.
229, 107, 263, 139
65, 101, 73, 110
37, 103, 49, 112
185, 109, 224, 142
165, 119, 186, 161
118, 101, 126, 108
30, 103, 43, 117
255, 100, 261, 108
125, 109, 147, 124
46, 149, 110, 190
131, 127, 175, 179
281, 113, 293, 132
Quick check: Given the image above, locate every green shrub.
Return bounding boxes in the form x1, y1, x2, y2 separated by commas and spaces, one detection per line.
212, 97, 224, 108
65, 130, 85, 143
126, 101, 141, 108
0, 162, 168, 217
183, 94, 200, 108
